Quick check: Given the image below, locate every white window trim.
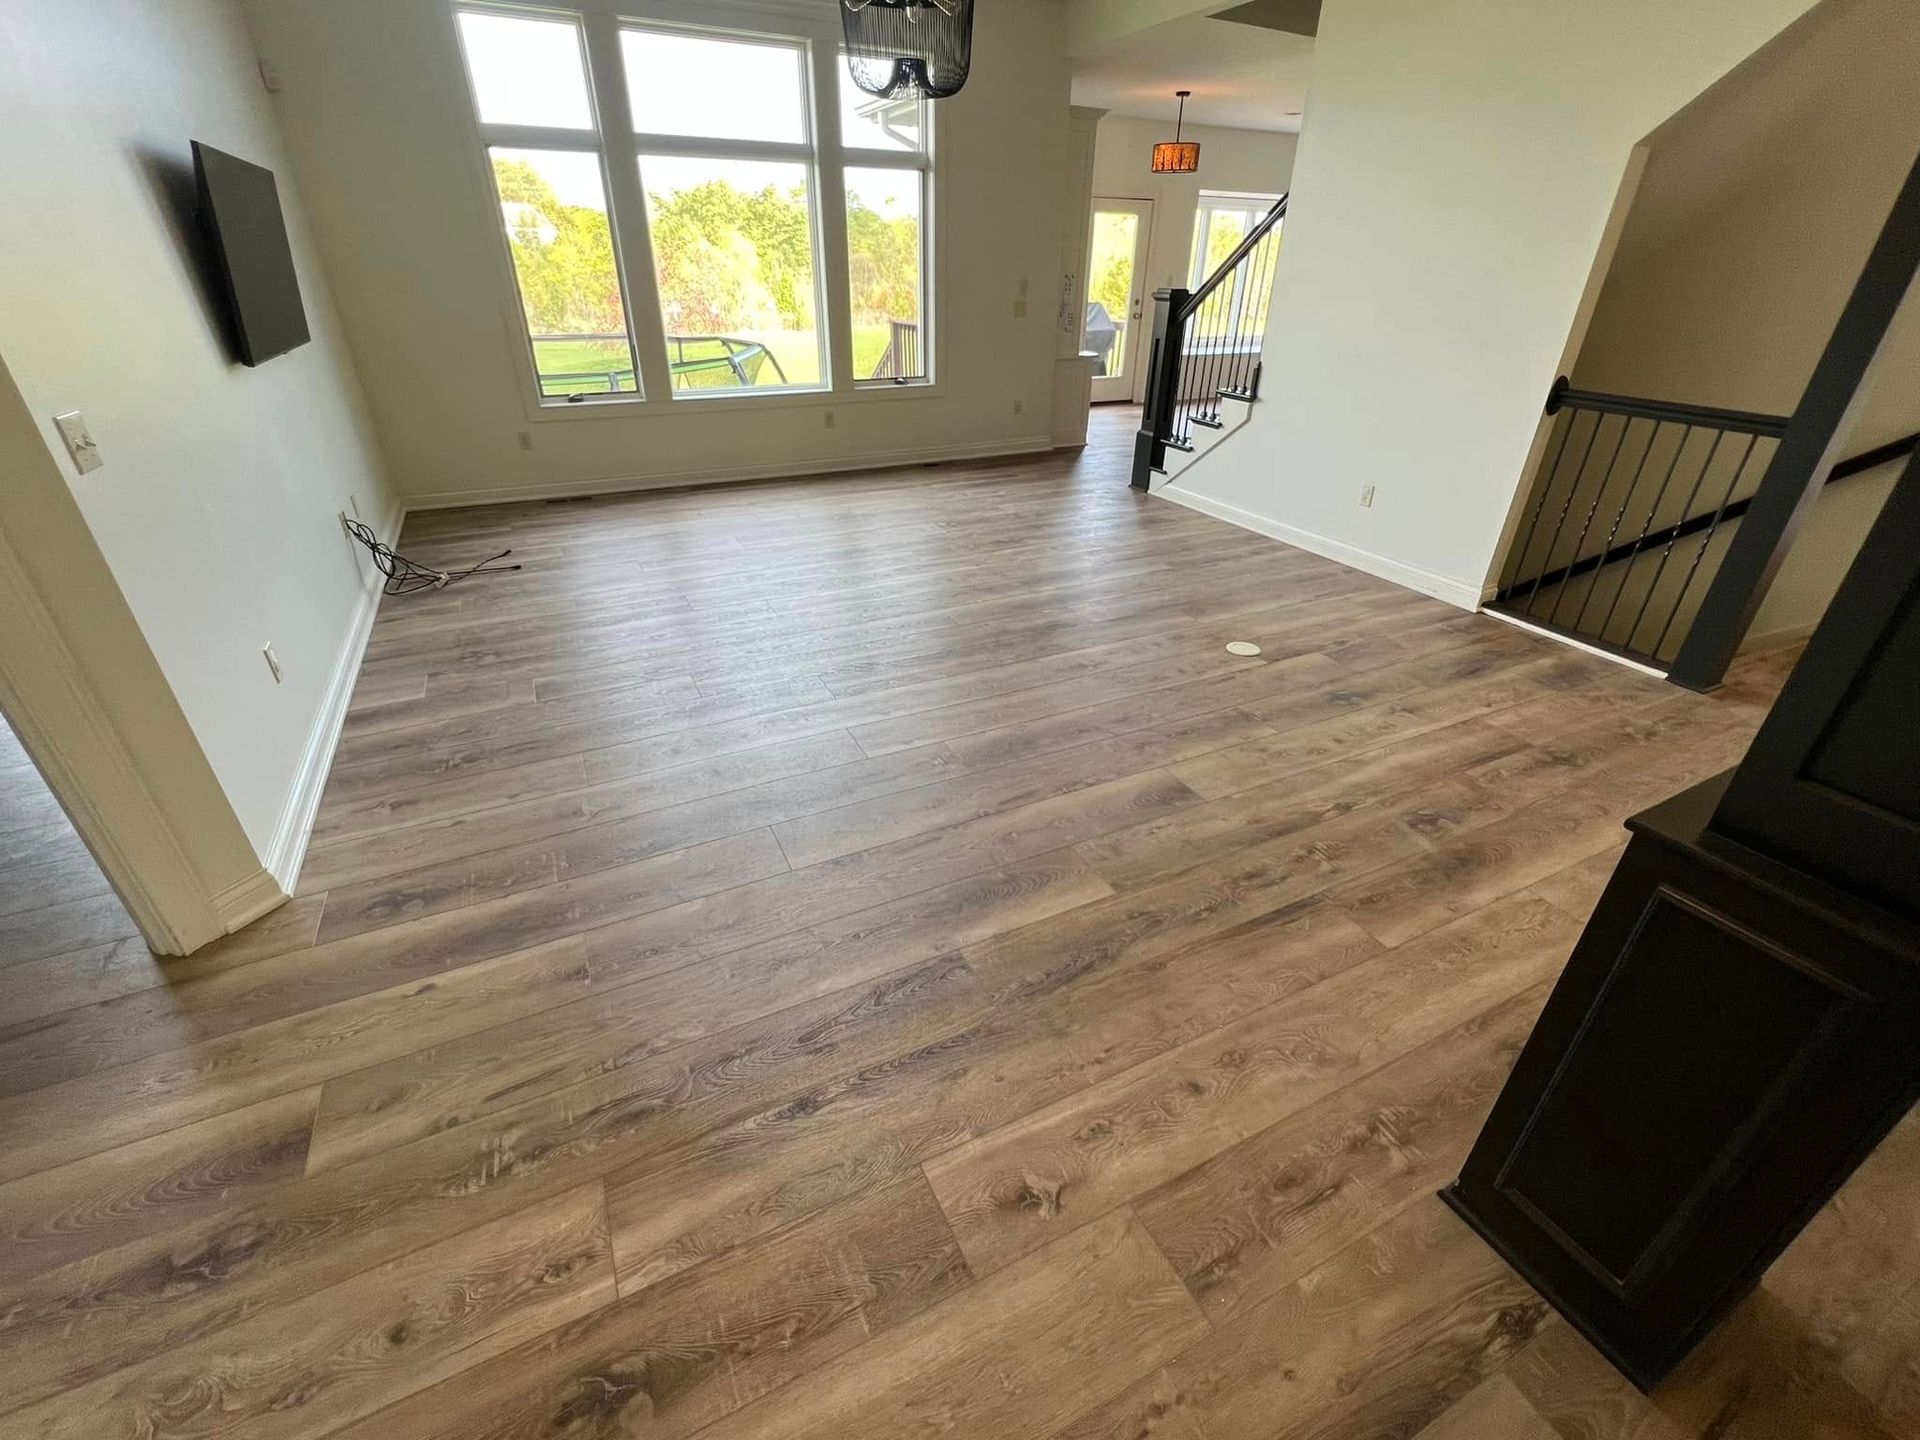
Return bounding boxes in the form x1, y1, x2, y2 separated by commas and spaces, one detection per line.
1186, 191, 1281, 355
448, 0, 939, 421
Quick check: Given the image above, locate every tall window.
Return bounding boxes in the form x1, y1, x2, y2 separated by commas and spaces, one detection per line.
1187, 193, 1281, 347
453, 5, 936, 407
839, 65, 930, 383
624, 27, 824, 391
455, 8, 641, 400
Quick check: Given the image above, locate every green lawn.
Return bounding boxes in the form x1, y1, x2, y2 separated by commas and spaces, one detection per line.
532, 325, 901, 397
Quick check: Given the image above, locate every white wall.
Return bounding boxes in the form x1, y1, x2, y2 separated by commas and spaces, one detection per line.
1165, 0, 1818, 608
0, 0, 397, 866
1091, 113, 1296, 307
243, 0, 1075, 507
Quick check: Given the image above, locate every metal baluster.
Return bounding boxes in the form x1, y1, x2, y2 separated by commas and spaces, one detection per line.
1245, 228, 1278, 392
1522, 408, 1606, 618
1569, 419, 1662, 635
1503, 410, 1579, 595
1546, 413, 1635, 628
1211, 267, 1235, 418
1178, 308, 1198, 445
1622, 428, 1727, 657
1230, 239, 1259, 401
1595, 423, 1695, 644
1198, 279, 1225, 426
1648, 432, 1762, 662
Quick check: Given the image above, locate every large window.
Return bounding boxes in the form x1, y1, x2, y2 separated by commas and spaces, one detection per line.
453, 5, 936, 407
839, 71, 929, 383
457, 9, 641, 399
625, 27, 824, 391
1187, 193, 1281, 347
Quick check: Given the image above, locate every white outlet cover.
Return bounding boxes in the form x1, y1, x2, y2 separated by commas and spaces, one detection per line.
54, 412, 103, 474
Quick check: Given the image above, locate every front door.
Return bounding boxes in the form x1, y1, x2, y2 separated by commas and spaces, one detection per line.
1085, 198, 1153, 403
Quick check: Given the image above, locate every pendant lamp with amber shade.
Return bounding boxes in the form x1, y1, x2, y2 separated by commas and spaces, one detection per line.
1152, 90, 1201, 174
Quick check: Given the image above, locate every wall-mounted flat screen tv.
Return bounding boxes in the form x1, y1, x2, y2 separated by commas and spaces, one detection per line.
192, 140, 311, 366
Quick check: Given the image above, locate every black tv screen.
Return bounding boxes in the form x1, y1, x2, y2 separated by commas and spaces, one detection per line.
193, 141, 311, 366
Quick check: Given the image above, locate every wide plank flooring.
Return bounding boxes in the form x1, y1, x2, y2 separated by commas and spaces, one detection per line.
1, 407, 1913, 1438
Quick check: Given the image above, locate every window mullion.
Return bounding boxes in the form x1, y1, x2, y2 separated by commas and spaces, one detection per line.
628, 134, 814, 165
811, 42, 856, 396
475, 122, 603, 151
838, 146, 933, 171
581, 10, 673, 402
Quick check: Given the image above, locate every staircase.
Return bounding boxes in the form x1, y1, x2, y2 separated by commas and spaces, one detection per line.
1130, 194, 1286, 492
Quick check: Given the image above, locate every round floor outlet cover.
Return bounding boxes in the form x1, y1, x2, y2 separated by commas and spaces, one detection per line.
1225, 641, 1262, 657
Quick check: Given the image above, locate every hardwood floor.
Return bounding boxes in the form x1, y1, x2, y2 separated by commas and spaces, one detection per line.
2, 406, 1915, 1437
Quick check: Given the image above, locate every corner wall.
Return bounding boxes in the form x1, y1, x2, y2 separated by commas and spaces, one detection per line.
0, 0, 398, 875
1164, 0, 1818, 609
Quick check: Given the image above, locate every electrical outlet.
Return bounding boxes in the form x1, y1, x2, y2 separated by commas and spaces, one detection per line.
1359, 485, 1376, 509
517, 430, 534, 451
53, 411, 103, 474
1012, 399, 1024, 415
824, 411, 836, 430
262, 643, 284, 685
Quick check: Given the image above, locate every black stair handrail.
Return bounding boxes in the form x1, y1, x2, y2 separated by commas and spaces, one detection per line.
1499, 376, 1916, 601
1543, 376, 1788, 437
1130, 193, 1289, 490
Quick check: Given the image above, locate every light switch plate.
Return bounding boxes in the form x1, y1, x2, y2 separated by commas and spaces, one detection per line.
54, 411, 103, 474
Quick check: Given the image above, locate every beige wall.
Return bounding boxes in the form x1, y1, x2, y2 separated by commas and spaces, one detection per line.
244, 0, 1076, 508
1569, 0, 1920, 648
0, 0, 397, 867
1164, 0, 1818, 608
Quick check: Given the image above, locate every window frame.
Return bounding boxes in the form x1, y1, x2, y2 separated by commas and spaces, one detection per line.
448, 0, 939, 419
454, 4, 651, 406
837, 62, 934, 390
624, 18, 832, 399
1186, 190, 1282, 353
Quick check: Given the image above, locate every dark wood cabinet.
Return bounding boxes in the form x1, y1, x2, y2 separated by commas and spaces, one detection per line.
1445, 453, 1920, 1389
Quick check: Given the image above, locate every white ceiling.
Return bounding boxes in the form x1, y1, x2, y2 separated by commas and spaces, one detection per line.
1069, 13, 1314, 135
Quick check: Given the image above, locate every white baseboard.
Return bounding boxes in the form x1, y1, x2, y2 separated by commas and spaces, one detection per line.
1152, 484, 1487, 611
403, 436, 1060, 511
259, 501, 398, 894
1740, 620, 1818, 654
212, 866, 291, 933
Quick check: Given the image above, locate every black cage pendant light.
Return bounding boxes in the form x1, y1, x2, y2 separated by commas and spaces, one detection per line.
842, 0, 975, 100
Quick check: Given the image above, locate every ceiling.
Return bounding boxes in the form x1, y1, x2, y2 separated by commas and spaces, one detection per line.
1068, 10, 1315, 134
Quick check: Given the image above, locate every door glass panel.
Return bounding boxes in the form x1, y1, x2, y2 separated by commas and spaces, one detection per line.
1085, 209, 1140, 380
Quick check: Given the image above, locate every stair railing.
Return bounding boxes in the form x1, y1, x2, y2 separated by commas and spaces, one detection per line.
1131, 193, 1287, 491
1492, 375, 1917, 677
